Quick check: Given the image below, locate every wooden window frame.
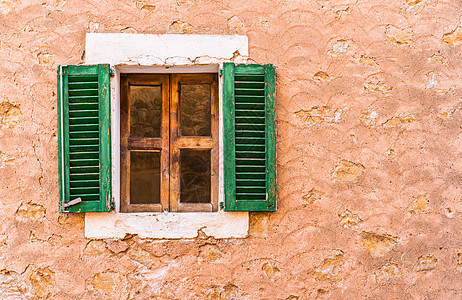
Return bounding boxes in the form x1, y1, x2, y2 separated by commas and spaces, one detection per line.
120, 73, 219, 213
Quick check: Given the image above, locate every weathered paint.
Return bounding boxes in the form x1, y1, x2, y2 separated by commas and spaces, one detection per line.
224, 63, 276, 211
85, 211, 249, 239
58, 64, 111, 213
85, 33, 249, 65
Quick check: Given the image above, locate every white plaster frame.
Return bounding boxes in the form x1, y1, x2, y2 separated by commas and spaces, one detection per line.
84, 33, 249, 239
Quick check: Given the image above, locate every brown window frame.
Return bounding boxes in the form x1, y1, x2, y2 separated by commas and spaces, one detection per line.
120, 73, 219, 213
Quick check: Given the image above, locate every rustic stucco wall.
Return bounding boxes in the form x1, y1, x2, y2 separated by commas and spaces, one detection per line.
1, 0, 462, 299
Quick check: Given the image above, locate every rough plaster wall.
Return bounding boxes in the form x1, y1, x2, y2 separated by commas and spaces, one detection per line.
1, 0, 462, 298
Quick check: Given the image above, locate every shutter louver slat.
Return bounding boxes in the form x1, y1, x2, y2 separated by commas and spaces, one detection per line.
58, 64, 111, 213
67, 73, 101, 202
223, 63, 277, 211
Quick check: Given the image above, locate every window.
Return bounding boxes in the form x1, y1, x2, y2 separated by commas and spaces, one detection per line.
120, 73, 219, 212
57, 62, 276, 216
57, 32, 276, 241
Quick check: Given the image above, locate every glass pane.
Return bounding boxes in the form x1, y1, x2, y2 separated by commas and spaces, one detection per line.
180, 150, 211, 203
180, 84, 211, 136
130, 152, 161, 204
130, 85, 162, 137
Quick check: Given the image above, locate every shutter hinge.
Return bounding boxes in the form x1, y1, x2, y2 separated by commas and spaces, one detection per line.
219, 202, 224, 209
218, 69, 223, 76
110, 69, 115, 76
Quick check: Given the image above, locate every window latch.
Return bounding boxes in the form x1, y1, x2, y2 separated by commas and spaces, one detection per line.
63, 197, 82, 208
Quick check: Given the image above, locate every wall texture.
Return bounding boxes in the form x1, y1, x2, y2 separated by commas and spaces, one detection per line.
1, 0, 462, 299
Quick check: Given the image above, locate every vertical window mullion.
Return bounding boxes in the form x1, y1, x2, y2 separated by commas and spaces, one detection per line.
160, 76, 170, 211
169, 75, 180, 212
120, 75, 130, 212
210, 76, 219, 212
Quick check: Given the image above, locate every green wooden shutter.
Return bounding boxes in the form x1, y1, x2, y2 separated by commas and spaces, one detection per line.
57, 64, 112, 213
223, 63, 276, 211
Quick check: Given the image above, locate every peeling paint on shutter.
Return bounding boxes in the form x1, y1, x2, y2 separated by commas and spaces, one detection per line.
58, 64, 112, 213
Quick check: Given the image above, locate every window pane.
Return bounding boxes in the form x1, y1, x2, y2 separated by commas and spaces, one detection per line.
130, 151, 161, 204
180, 150, 211, 203
180, 84, 211, 136
130, 85, 162, 138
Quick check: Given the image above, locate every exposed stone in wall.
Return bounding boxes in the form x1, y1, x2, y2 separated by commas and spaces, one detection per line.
227, 16, 244, 33
81, 240, 112, 261
333, 160, 364, 182
0, 270, 26, 299
376, 263, 399, 283
106, 240, 130, 254
199, 244, 223, 262
15, 202, 46, 222
125, 244, 162, 269
0, 150, 15, 168
37, 52, 54, 69
407, 0, 423, 6
0, 0, 13, 15
176, 0, 200, 4
457, 253, 462, 272
360, 109, 378, 127
92, 272, 128, 298
169, 21, 193, 33
302, 188, 322, 205
29, 267, 54, 298
438, 104, 457, 120
361, 232, 397, 257
313, 71, 330, 82
386, 148, 396, 161
443, 27, 462, 46
315, 289, 330, 299
0, 101, 21, 128
416, 255, 437, 272
0, 234, 7, 256
42, 0, 66, 12
88, 21, 99, 33
295, 106, 343, 126
429, 54, 448, 64
382, 115, 415, 127
364, 81, 392, 93
409, 194, 429, 213
328, 40, 350, 56
339, 209, 363, 230
359, 55, 379, 67
135, 1, 156, 12
206, 283, 239, 300
386, 25, 413, 45
314, 251, 344, 283
248, 212, 270, 238
262, 261, 280, 278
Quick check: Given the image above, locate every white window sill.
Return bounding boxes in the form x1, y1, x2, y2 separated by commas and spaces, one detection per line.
85, 210, 249, 239
84, 33, 250, 239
